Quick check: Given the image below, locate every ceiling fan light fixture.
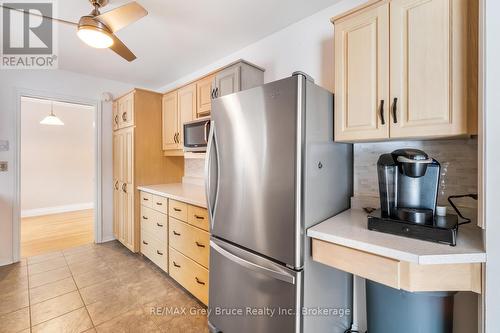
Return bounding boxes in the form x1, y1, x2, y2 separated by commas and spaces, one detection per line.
77, 26, 113, 48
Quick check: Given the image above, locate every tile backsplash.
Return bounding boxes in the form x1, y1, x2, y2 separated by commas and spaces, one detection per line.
182, 158, 205, 185
354, 138, 478, 208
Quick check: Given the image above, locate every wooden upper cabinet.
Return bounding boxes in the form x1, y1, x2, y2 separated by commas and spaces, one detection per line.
162, 91, 179, 150
177, 83, 196, 146
215, 65, 241, 97
334, 2, 389, 141
389, 0, 476, 138
332, 0, 477, 142
197, 75, 215, 116
118, 92, 134, 129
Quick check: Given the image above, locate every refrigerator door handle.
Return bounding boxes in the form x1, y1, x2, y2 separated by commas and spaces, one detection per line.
210, 240, 296, 285
205, 121, 219, 229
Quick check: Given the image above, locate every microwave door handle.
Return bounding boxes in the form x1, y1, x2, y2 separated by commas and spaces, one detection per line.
204, 121, 219, 230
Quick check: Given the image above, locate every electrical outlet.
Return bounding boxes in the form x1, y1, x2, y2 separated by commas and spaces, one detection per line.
0, 161, 7, 172
0, 140, 8, 152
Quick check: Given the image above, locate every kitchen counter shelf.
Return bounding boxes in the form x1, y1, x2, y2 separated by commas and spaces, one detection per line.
307, 209, 485, 294
137, 183, 206, 208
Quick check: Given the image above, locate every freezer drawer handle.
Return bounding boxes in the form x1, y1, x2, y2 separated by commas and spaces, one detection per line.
195, 277, 206, 285
210, 240, 296, 284
195, 241, 205, 248
173, 231, 181, 236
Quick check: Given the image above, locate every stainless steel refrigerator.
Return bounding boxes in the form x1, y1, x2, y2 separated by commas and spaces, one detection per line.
205, 73, 353, 333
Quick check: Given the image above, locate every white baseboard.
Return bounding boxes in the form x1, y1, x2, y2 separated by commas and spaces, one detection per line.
100, 235, 116, 243
0, 259, 14, 267
21, 202, 94, 218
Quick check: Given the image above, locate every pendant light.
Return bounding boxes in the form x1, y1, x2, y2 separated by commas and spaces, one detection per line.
40, 101, 64, 126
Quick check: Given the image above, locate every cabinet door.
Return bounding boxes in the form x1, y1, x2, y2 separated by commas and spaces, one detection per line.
333, 3, 389, 142
118, 93, 134, 128
214, 65, 241, 97
177, 83, 196, 146
390, 0, 463, 137
122, 127, 134, 185
112, 132, 122, 238
162, 91, 179, 150
112, 102, 119, 131
196, 75, 215, 116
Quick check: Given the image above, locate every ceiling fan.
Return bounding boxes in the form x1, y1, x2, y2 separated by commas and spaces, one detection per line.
1, 0, 147, 61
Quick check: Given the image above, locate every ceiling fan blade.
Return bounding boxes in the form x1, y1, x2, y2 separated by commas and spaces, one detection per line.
109, 34, 136, 62
96, 1, 147, 33
0, 4, 78, 26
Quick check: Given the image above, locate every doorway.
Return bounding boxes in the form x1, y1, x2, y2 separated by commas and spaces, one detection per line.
18, 96, 97, 257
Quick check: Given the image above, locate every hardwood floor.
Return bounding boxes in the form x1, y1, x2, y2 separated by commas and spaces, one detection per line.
21, 210, 94, 258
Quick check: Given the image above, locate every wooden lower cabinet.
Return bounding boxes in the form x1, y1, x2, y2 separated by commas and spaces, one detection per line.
138, 191, 210, 305
169, 247, 209, 305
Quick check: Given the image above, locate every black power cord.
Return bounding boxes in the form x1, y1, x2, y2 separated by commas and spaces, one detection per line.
447, 193, 478, 226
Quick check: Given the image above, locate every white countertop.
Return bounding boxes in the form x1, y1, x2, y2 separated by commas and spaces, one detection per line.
137, 183, 207, 208
307, 209, 486, 265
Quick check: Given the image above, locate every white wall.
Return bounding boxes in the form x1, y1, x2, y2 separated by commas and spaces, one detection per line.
157, 0, 366, 92
20, 98, 94, 216
0, 69, 134, 265
484, 0, 500, 332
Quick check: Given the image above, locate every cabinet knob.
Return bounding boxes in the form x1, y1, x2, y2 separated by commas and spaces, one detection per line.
195, 277, 205, 285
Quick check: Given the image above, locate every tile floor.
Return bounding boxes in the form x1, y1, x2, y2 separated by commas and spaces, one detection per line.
0, 241, 209, 332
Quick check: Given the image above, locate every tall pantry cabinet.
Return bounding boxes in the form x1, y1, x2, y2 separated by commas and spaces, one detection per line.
113, 89, 183, 252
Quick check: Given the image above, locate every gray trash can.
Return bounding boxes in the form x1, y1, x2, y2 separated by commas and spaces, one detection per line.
366, 280, 456, 333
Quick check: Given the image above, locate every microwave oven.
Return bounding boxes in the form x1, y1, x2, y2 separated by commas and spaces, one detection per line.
183, 117, 210, 152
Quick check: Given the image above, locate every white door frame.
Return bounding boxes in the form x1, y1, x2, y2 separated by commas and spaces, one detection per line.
12, 88, 103, 262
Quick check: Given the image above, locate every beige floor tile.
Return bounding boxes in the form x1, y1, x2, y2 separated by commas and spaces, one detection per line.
64, 251, 102, 265
62, 243, 95, 255
29, 266, 72, 288
155, 314, 209, 333
73, 267, 115, 289
0, 276, 28, 297
68, 258, 108, 276
0, 307, 30, 333
86, 294, 139, 326
0, 263, 28, 282
79, 278, 126, 305
30, 291, 84, 325
32, 307, 93, 333
83, 329, 97, 333
95, 308, 160, 333
28, 257, 68, 275
0, 289, 29, 316
27, 251, 64, 265
30, 277, 77, 304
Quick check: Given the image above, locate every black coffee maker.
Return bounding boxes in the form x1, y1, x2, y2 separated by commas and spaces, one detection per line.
368, 149, 458, 245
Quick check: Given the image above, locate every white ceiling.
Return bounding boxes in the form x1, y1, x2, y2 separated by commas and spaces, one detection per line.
55, 0, 341, 89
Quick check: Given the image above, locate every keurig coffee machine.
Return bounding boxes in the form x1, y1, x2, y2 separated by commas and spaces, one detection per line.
368, 149, 459, 246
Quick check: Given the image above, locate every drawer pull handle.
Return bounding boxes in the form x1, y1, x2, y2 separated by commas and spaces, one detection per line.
173, 208, 181, 212
156, 202, 163, 206
173, 261, 181, 268
142, 216, 148, 220
143, 198, 149, 201
194, 214, 204, 220
195, 277, 205, 285
173, 231, 181, 236
157, 223, 164, 227
157, 250, 163, 256
195, 241, 206, 248
142, 240, 148, 245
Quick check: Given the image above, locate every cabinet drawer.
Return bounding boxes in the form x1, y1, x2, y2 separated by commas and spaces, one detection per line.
141, 207, 168, 245
141, 229, 168, 272
151, 195, 168, 214
169, 247, 209, 305
140, 191, 153, 208
169, 199, 188, 221
169, 218, 210, 268
187, 205, 209, 231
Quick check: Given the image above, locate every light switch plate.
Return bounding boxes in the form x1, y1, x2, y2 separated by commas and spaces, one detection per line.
0, 140, 8, 152
0, 161, 7, 172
